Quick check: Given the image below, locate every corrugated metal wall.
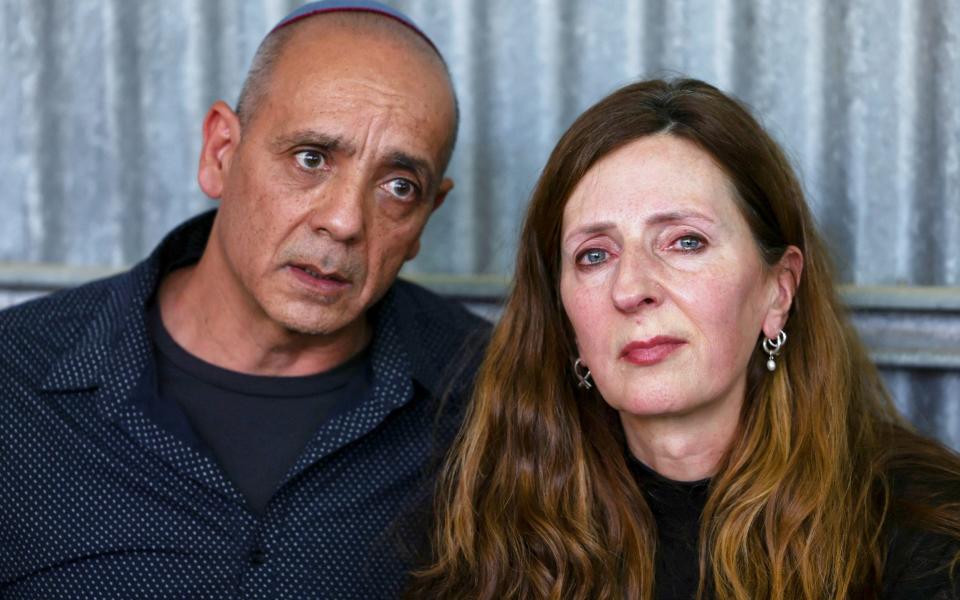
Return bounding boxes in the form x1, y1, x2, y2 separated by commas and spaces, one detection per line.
1, 1, 959, 442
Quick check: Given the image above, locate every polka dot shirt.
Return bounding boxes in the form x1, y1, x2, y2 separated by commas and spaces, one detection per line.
0, 211, 490, 599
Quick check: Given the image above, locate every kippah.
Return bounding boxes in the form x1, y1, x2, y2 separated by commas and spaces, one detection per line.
270, 0, 440, 55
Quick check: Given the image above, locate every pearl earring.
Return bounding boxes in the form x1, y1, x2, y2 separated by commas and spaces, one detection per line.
762, 330, 787, 371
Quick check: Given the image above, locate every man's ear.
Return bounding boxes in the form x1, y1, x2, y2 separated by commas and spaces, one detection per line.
432, 177, 454, 212
761, 245, 804, 338
197, 100, 242, 200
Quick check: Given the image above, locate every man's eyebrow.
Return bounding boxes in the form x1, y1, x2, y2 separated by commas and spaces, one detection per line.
269, 133, 438, 189
388, 151, 435, 189
270, 130, 354, 154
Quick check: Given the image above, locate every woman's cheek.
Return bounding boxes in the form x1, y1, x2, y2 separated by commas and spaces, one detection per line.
693, 276, 766, 371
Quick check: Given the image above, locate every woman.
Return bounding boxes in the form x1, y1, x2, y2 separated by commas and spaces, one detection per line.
409, 78, 960, 599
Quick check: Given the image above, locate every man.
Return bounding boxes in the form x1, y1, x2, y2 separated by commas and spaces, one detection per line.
0, 2, 488, 598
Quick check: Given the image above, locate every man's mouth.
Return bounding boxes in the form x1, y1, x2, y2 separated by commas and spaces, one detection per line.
295, 264, 347, 282
288, 263, 352, 291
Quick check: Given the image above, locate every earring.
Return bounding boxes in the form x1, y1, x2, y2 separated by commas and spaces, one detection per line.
762, 330, 787, 372
573, 358, 593, 389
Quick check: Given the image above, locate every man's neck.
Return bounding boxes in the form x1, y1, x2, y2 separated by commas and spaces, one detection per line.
156, 262, 370, 377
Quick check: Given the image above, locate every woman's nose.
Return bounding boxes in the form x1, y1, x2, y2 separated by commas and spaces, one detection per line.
611, 251, 662, 313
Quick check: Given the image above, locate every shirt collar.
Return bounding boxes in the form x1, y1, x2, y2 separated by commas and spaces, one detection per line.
38, 210, 439, 406
39, 211, 215, 396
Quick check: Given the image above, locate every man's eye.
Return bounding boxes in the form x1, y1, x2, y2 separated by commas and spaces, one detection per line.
675, 236, 705, 252
577, 249, 609, 266
294, 150, 325, 170
383, 178, 418, 201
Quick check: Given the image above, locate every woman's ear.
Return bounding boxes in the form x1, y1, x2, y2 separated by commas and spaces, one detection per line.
761, 245, 803, 338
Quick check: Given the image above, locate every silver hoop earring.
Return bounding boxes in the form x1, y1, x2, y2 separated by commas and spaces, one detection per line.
573, 358, 593, 389
762, 330, 787, 372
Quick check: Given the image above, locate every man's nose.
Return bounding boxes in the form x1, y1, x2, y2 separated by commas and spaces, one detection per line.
611, 250, 663, 313
306, 176, 366, 242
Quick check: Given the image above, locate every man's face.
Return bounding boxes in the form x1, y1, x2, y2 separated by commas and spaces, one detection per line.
202, 23, 455, 341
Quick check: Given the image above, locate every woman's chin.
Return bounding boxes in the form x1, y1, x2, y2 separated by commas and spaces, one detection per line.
609, 395, 692, 420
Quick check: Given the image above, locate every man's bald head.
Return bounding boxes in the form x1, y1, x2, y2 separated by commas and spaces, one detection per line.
235, 10, 459, 172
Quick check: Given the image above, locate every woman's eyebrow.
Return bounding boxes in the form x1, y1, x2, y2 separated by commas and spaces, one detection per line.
644, 210, 716, 226
563, 221, 616, 245
564, 209, 717, 242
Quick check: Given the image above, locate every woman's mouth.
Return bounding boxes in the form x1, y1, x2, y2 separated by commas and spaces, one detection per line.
619, 336, 686, 366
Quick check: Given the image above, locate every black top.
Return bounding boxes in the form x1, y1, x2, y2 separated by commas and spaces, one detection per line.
628, 456, 708, 600
0, 210, 491, 599
148, 301, 371, 514
626, 453, 960, 600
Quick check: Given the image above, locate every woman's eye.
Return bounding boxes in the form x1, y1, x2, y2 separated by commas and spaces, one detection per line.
675, 235, 705, 252
383, 178, 419, 201
294, 150, 325, 170
577, 249, 609, 266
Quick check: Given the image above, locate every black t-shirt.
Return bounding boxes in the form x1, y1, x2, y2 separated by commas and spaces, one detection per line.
148, 303, 371, 514
626, 453, 960, 600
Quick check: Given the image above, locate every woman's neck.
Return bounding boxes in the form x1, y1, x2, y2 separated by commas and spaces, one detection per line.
619, 390, 742, 482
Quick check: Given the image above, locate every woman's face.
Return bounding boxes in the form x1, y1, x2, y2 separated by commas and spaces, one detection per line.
559, 134, 790, 422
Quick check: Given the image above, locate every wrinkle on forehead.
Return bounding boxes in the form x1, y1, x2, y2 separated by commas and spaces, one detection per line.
249, 13, 458, 172
293, 79, 418, 115
252, 32, 454, 176
563, 135, 740, 233
278, 85, 442, 174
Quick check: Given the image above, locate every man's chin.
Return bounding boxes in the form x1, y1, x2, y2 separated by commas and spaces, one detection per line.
258, 288, 374, 341
284, 323, 345, 337
268, 305, 363, 339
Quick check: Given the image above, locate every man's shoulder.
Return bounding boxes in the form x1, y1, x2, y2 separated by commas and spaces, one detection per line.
389, 278, 493, 360
0, 271, 133, 331
1, 272, 122, 333
390, 277, 491, 337
384, 278, 492, 398
0, 269, 138, 381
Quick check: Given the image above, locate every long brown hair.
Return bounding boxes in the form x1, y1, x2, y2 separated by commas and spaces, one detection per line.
409, 78, 960, 599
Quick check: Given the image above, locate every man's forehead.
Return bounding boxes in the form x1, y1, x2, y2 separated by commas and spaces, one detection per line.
267, 9, 449, 104
242, 1, 458, 175
263, 28, 454, 147
269, 49, 450, 121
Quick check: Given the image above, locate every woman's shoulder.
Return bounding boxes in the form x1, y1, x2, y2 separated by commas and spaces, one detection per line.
881, 432, 960, 599
883, 518, 960, 599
